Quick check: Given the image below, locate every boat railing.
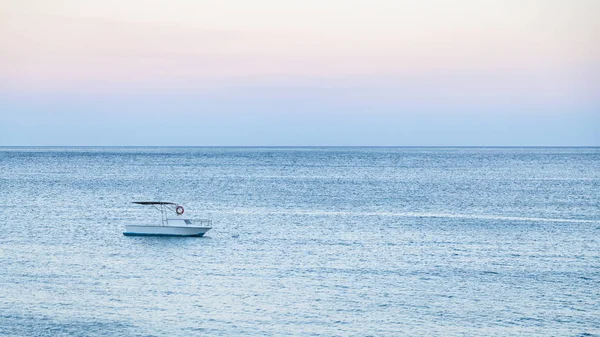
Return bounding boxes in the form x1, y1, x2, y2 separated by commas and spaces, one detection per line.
164, 218, 213, 227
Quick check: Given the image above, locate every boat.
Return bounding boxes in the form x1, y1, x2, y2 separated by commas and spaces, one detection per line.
123, 201, 212, 237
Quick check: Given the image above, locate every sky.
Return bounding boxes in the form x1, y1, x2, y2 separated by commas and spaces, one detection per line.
0, 0, 598, 146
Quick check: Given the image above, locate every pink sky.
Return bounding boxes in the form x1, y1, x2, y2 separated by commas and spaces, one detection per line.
2, 0, 598, 90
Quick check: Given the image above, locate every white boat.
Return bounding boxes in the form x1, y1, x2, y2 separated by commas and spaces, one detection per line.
124, 201, 212, 237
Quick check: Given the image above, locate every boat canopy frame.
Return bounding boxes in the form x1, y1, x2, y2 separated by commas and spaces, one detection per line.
133, 201, 181, 225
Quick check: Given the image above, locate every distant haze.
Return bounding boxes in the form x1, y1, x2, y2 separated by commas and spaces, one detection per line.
1, 0, 598, 146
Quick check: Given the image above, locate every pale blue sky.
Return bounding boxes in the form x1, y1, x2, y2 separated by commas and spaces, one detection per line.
0, 0, 598, 145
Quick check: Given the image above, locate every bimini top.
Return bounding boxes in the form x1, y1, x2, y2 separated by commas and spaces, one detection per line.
132, 201, 177, 205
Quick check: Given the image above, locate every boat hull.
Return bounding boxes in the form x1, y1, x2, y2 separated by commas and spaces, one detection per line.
123, 225, 211, 237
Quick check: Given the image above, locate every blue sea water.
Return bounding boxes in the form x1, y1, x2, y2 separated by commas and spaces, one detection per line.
0, 147, 599, 336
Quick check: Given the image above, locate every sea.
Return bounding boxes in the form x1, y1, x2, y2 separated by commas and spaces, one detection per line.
0, 147, 598, 336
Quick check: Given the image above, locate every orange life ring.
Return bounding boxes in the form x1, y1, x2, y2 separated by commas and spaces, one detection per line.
176, 206, 184, 215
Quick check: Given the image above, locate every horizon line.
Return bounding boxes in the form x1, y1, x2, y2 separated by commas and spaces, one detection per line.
1, 145, 599, 148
